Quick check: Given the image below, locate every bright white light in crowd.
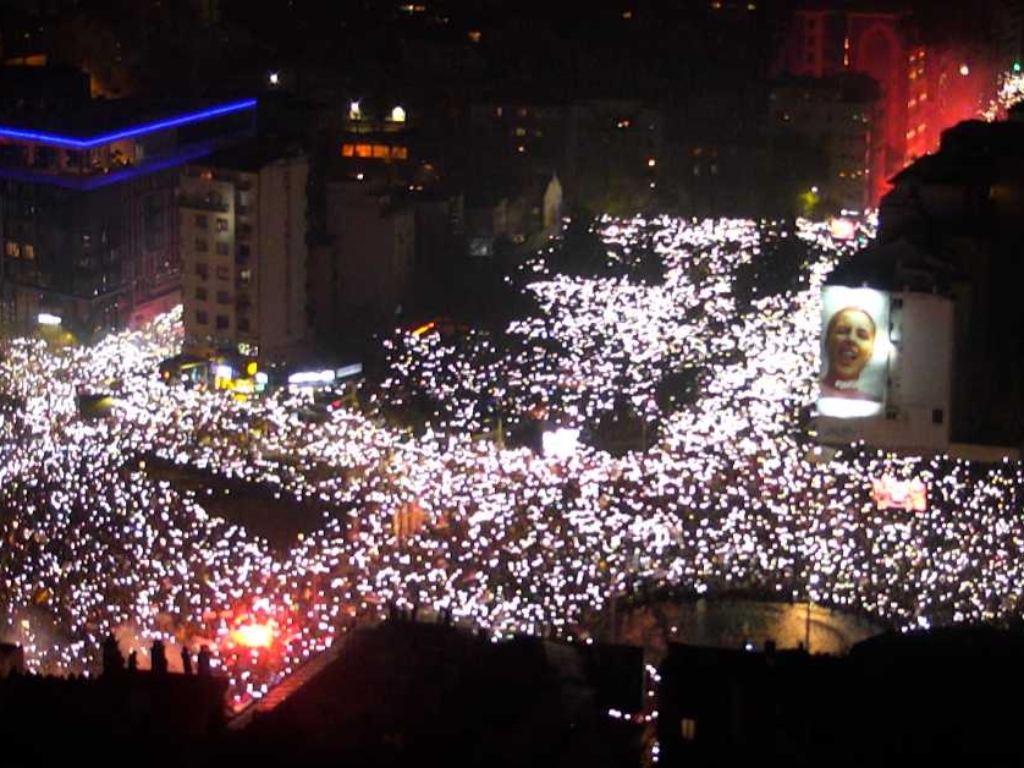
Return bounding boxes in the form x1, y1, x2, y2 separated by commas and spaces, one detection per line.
214, 363, 233, 379
828, 218, 856, 240
542, 428, 580, 459
37, 313, 61, 326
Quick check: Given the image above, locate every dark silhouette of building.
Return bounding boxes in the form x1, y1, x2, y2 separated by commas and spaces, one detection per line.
234, 618, 644, 768
0, 637, 228, 766
658, 625, 1024, 767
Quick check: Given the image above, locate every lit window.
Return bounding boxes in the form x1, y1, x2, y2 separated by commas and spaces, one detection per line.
392, 147, 409, 160
681, 718, 697, 742
390, 106, 406, 123
22, 244, 34, 260
468, 30, 482, 43
196, 310, 209, 325
216, 218, 229, 232
372, 145, 390, 159
4, 241, 20, 258
341, 144, 355, 157
239, 269, 252, 284
355, 144, 373, 158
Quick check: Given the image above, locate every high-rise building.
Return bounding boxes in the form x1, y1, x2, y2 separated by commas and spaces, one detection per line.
179, 143, 308, 361
769, 74, 880, 212
773, 8, 917, 204
0, 93, 255, 337
311, 179, 415, 334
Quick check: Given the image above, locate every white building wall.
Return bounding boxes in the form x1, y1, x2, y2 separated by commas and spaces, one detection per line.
256, 157, 308, 359
180, 154, 307, 362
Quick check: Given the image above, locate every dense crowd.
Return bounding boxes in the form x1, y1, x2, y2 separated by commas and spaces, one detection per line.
3, 213, 1024, 708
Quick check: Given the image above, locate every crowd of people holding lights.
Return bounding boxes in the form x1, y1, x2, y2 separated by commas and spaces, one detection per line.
2, 203, 1024, 712
6, 57, 1024, 703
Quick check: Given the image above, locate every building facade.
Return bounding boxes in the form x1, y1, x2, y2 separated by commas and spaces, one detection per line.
180, 144, 308, 361
773, 8, 917, 205
769, 74, 879, 213
0, 96, 255, 338
311, 179, 415, 334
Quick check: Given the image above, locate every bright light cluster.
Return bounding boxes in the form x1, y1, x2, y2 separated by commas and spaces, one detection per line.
982, 69, 1024, 121
3, 211, 1024, 711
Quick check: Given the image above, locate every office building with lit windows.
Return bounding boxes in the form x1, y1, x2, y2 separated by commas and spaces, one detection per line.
333, 101, 413, 186
769, 74, 879, 212
0, 95, 256, 338
179, 142, 308, 362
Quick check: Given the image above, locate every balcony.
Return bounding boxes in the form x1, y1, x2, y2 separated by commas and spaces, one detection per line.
179, 193, 228, 212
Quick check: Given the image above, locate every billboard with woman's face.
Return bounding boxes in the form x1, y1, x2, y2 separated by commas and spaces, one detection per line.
819, 286, 890, 418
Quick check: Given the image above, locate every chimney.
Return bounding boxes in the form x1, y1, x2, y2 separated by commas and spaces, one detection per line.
151, 639, 168, 674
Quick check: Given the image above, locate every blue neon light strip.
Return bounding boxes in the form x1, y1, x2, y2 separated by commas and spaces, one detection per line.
0, 99, 257, 149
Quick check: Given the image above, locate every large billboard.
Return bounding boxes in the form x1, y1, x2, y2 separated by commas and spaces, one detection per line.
819, 286, 890, 419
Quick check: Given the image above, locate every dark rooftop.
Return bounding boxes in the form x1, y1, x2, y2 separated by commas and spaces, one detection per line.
196, 138, 305, 172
